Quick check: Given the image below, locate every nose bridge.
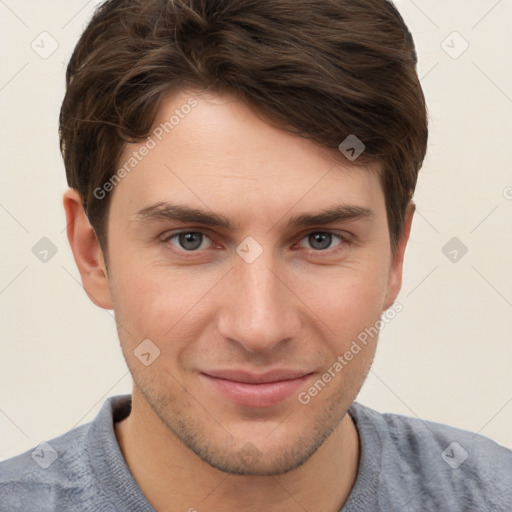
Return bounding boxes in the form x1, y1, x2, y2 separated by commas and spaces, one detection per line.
218, 243, 299, 353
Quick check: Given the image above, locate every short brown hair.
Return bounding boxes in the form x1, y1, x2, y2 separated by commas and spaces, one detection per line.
60, 0, 428, 255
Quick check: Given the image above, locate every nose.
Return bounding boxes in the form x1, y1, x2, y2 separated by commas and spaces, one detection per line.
217, 244, 302, 354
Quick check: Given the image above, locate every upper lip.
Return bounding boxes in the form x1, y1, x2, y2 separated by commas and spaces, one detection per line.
202, 369, 313, 384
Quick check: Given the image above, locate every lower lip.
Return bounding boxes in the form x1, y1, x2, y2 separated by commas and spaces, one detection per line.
201, 373, 313, 408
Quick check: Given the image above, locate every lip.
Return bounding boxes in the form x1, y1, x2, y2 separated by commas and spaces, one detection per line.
200, 369, 314, 407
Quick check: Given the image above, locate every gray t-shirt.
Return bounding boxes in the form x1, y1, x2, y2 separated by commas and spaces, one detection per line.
1, 394, 511, 511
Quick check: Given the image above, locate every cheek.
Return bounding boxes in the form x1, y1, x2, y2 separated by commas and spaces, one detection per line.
299, 260, 389, 336
108, 256, 219, 342
304, 271, 386, 400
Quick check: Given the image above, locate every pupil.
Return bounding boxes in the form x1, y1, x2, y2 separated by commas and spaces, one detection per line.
309, 232, 331, 250
179, 232, 202, 250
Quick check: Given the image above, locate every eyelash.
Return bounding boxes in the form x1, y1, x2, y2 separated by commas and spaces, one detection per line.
160, 230, 351, 256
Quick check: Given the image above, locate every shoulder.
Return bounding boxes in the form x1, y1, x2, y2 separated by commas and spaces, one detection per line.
0, 395, 131, 512
349, 402, 512, 511
0, 423, 94, 511
0, 394, 133, 512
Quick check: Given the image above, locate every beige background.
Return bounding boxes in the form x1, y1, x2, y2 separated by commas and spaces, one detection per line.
1, 0, 511, 460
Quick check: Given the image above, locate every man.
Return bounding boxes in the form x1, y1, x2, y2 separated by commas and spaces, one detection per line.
1, 0, 511, 510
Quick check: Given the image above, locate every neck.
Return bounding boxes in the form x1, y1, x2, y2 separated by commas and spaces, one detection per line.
115, 388, 360, 512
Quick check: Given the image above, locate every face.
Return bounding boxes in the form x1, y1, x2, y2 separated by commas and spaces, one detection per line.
99, 90, 405, 476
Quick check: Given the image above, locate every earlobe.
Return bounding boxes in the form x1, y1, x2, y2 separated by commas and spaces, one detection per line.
383, 201, 415, 311
63, 189, 113, 310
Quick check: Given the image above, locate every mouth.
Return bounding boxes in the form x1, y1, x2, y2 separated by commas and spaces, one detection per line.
199, 369, 315, 408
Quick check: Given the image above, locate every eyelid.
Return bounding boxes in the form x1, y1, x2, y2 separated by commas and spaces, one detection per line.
161, 229, 215, 250
161, 229, 204, 241
294, 230, 350, 252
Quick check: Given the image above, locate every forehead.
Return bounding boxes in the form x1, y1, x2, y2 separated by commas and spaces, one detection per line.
113, 89, 384, 218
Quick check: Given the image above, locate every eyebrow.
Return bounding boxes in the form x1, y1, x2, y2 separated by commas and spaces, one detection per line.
134, 202, 231, 228
287, 204, 374, 227
133, 202, 374, 229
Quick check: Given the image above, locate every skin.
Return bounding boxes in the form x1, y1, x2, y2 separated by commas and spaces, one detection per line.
64, 89, 414, 511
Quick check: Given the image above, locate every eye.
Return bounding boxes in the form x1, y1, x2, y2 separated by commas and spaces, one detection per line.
297, 231, 347, 251
164, 231, 213, 251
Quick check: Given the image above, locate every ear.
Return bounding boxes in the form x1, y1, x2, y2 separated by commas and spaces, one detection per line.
63, 188, 113, 310
383, 201, 415, 311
